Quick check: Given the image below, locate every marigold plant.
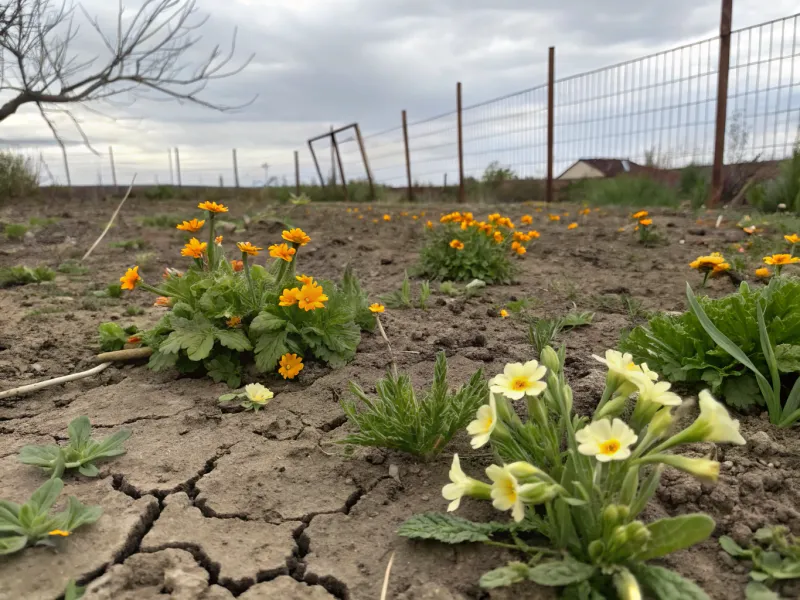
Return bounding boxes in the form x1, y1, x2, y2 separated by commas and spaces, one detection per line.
399, 346, 743, 598
116, 202, 376, 387
416, 211, 529, 283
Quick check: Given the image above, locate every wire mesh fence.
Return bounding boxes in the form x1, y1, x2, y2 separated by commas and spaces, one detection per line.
2, 11, 799, 192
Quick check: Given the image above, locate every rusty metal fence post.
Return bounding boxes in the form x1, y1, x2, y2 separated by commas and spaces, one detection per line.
710, 0, 733, 207
294, 151, 300, 195
547, 47, 555, 203
402, 109, 413, 202
457, 82, 465, 203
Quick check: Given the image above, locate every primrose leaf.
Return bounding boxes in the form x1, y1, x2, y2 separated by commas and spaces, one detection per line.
745, 582, 781, 600
525, 557, 596, 587
637, 514, 715, 561
78, 463, 100, 477
479, 562, 533, 589
28, 479, 64, 515
0, 536, 28, 555
67, 416, 92, 450
55, 496, 103, 532
18, 444, 61, 469
631, 564, 711, 600
88, 428, 131, 460
397, 513, 502, 544
719, 535, 751, 558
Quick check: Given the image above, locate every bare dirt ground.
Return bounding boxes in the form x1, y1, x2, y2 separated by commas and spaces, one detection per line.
1, 195, 799, 600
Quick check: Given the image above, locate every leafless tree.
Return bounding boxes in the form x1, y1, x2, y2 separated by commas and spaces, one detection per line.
0, 0, 254, 151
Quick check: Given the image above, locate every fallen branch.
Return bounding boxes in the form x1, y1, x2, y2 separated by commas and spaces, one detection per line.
0, 362, 112, 401
94, 347, 153, 363
81, 174, 137, 261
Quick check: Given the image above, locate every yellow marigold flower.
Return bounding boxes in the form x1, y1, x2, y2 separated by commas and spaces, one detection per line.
450, 239, 465, 250
493, 231, 504, 243
369, 303, 385, 313
48, 529, 70, 537
549, 214, 560, 221
358, 215, 364, 220
412, 215, 418, 220
231, 259, 244, 272
755, 267, 771, 278
521, 215, 533, 225
579, 208, 591, 216
120, 266, 141, 290
690, 252, 726, 272
488, 213, 501, 223
426, 220, 434, 228
226, 316, 242, 328
712, 262, 731, 275
279, 287, 300, 307
198, 201, 228, 213
515, 245, 526, 255
269, 243, 296, 262
154, 296, 172, 307
511, 241, 522, 251
478, 222, 493, 234
567, 222, 578, 230
499, 309, 509, 318
282, 228, 311, 246
176, 218, 205, 232
215, 235, 224, 245
460, 221, 469, 230
496, 217, 514, 229
764, 254, 800, 266
784, 234, 800, 244
296, 274, 314, 286
181, 238, 207, 258
400, 211, 409, 217
631, 210, 648, 219
617, 227, 627, 233
639, 218, 653, 227
278, 353, 304, 379
383, 214, 391, 221
297, 283, 329, 311
237, 241, 262, 256
634, 226, 640, 232
528, 230, 540, 239
513, 232, 528, 242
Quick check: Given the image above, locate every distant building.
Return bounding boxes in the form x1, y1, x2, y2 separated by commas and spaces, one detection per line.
557, 158, 646, 180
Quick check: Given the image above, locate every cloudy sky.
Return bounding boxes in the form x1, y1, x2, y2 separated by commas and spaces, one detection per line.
1, 0, 798, 185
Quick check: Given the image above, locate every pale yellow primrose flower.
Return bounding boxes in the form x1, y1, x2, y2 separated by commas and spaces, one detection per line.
244, 383, 274, 405
593, 350, 657, 397
442, 454, 491, 512
466, 395, 497, 449
633, 375, 682, 407
486, 464, 527, 522
650, 454, 721, 484
489, 360, 547, 401
576, 418, 638, 462
696, 390, 746, 444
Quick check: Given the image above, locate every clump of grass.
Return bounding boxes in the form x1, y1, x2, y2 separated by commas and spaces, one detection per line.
579, 176, 680, 208
57, 260, 89, 275
527, 310, 594, 356
126, 305, 145, 316
4, 223, 28, 241
135, 252, 158, 269
29, 216, 59, 228
110, 239, 147, 251
106, 284, 122, 298
0, 265, 55, 288
24, 306, 66, 319
137, 214, 185, 228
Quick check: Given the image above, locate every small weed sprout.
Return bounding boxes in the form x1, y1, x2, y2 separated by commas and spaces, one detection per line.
439, 281, 459, 297
18, 416, 131, 478
721, 526, 800, 599
0, 479, 102, 555
380, 271, 413, 309
340, 351, 487, 460
419, 280, 431, 310
126, 305, 145, 316
0, 265, 56, 288
4, 222, 28, 240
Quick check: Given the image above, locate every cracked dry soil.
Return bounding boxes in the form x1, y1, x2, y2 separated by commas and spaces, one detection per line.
1, 196, 799, 600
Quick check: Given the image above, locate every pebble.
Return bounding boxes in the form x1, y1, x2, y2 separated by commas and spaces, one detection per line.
30, 363, 44, 374
721, 461, 733, 471
388, 464, 400, 482
421, 494, 430, 501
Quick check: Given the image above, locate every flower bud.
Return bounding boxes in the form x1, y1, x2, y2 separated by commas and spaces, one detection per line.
646, 454, 720, 484
507, 461, 541, 481
627, 521, 650, 545
648, 407, 674, 438
588, 540, 605, 562
594, 394, 629, 420
518, 482, 560, 505
613, 568, 642, 600
540, 346, 561, 373
603, 505, 620, 527
610, 525, 629, 547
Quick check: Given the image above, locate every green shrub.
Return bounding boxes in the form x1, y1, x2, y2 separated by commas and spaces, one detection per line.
0, 266, 55, 288
747, 143, 800, 212
580, 176, 679, 208
0, 151, 39, 199
143, 185, 175, 200
620, 277, 800, 418
4, 223, 28, 240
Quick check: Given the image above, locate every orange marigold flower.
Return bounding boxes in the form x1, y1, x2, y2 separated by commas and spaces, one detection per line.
297, 283, 329, 311
499, 309, 509, 318
426, 220, 434, 228
279, 287, 301, 307
412, 215, 419, 220
567, 222, 578, 230
120, 266, 141, 291
639, 218, 653, 227
690, 252, 726, 271
712, 262, 731, 275
231, 260, 244, 272
528, 230, 540, 239
515, 245, 527, 256
478, 222, 493, 234
521, 215, 533, 225
383, 214, 391, 221
784, 233, 800, 244
495, 217, 514, 229
369, 303, 385, 313
176, 218, 205, 232
296, 274, 314, 286
226, 316, 242, 328
511, 241, 523, 251
278, 353, 304, 379
764, 254, 800, 266
282, 228, 311, 246
215, 235, 224, 245
549, 214, 560, 221
460, 221, 469, 230
269, 243, 296, 262
579, 208, 591, 216
743, 226, 756, 235
154, 296, 172, 307
488, 213, 501, 223
450, 239, 465, 250
181, 238, 207, 259
631, 210, 649, 219
127, 335, 141, 344
513, 231, 528, 242
198, 201, 228, 213
493, 231, 504, 243
237, 241, 262, 256
755, 267, 771, 278
48, 529, 70, 537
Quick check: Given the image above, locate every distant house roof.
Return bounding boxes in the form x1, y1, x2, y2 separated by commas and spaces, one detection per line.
576, 158, 644, 176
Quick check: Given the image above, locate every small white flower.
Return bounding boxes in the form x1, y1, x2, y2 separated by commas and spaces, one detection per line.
244, 383, 274, 405
489, 360, 547, 401
575, 418, 638, 462
593, 350, 656, 382
466, 395, 497, 449
442, 454, 470, 512
486, 464, 526, 522
697, 390, 746, 445
635, 376, 682, 407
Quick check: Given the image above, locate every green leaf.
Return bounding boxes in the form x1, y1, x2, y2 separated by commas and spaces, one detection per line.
78, 463, 100, 477
722, 374, 763, 410
637, 514, 715, 561
64, 580, 85, 600
55, 496, 103, 532
253, 329, 289, 373
719, 535, 751, 558
775, 344, 800, 373
525, 558, 596, 587
159, 316, 216, 361
0, 535, 28, 555
205, 354, 242, 388
479, 562, 533, 589
250, 311, 287, 334
632, 564, 710, 600
28, 479, 64, 515
98, 322, 127, 352
397, 513, 501, 544
215, 328, 252, 352
89, 428, 132, 459
745, 582, 781, 600
18, 444, 61, 468
218, 393, 239, 403
67, 416, 92, 450
148, 349, 178, 372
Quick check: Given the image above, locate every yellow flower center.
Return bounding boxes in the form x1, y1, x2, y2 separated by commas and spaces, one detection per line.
599, 439, 621, 455
500, 478, 517, 502
511, 377, 530, 391
625, 362, 638, 371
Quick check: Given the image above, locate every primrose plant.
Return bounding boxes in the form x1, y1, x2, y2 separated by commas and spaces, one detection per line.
400, 346, 747, 598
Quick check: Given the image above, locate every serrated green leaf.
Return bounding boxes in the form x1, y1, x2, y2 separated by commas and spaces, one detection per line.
775, 344, 800, 373
722, 374, 763, 410
525, 557, 595, 587
250, 311, 287, 334
98, 322, 127, 352
631, 564, 710, 600
479, 562, 533, 589
397, 513, 500, 544
745, 582, 781, 600
215, 328, 252, 352
206, 354, 242, 388
253, 329, 289, 373
637, 514, 715, 561
148, 349, 178, 372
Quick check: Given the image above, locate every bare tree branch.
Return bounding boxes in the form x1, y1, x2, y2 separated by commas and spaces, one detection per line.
0, 0, 255, 145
